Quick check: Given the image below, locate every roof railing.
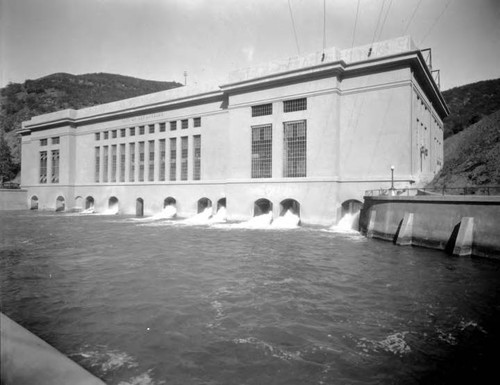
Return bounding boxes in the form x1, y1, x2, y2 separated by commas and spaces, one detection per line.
365, 186, 500, 197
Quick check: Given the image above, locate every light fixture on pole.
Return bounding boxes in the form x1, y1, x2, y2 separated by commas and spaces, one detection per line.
390, 165, 395, 191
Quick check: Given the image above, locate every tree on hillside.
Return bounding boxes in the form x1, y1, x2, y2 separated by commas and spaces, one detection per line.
0, 135, 19, 182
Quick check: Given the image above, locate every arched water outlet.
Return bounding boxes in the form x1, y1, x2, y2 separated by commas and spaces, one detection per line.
341, 199, 363, 217
273, 199, 301, 227
197, 197, 212, 213
217, 198, 226, 211
136, 198, 144, 217
107, 196, 119, 215
210, 198, 227, 223
85, 196, 94, 210
30, 196, 38, 210
254, 198, 272, 216
75, 196, 83, 211
56, 196, 65, 212
164, 197, 176, 208
160, 197, 177, 218
334, 199, 363, 231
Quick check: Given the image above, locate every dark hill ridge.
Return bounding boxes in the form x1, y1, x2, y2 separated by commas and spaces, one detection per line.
0, 73, 182, 179
442, 78, 500, 138
429, 109, 500, 187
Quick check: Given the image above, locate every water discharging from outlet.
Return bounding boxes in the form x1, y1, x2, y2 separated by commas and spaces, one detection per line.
232, 212, 274, 229
151, 205, 177, 220
271, 210, 300, 228
81, 207, 95, 214
102, 204, 119, 215
330, 211, 360, 232
209, 207, 227, 224
183, 207, 213, 225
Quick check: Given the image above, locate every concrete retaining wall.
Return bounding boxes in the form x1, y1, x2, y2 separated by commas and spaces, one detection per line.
359, 195, 500, 259
0, 189, 27, 210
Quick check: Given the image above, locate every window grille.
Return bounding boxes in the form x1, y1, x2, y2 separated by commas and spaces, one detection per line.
40, 139, 48, 146
159, 139, 166, 181
169, 138, 177, 181
170, 121, 177, 131
181, 119, 188, 129
283, 98, 307, 113
193, 135, 201, 180
159, 123, 166, 132
194, 117, 201, 127
112, 130, 117, 139
52, 137, 60, 145
111, 145, 117, 182
251, 125, 272, 178
104, 131, 109, 140
120, 128, 126, 137
283, 120, 307, 177
252, 103, 272, 117
129, 127, 135, 136
148, 140, 155, 181
103, 146, 109, 182
95, 133, 100, 141
149, 124, 155, 134
139, 126, 145, 135
95, 147, 100, 183
39, 151, 47, 183
119, 144, 125, 182
129, 143, 135, 182
138, 142, 145, 181
181, 136, 188, 180
51, 150, 60, 183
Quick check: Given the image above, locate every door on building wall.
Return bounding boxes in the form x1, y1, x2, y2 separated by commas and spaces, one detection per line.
136, 198, 144, 217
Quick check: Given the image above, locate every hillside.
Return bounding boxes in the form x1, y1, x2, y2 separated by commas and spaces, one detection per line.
429, 109, 500, 187
442, 78, 500, 138
0, 73, 182, 181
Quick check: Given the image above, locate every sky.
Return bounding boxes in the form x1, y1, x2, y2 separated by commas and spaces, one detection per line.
1, 0, 499, 91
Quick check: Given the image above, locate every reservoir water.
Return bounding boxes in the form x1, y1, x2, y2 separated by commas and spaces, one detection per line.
1, 211, 500, 384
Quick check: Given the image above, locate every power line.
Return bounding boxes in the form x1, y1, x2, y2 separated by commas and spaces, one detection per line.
375, 0, 393, 42
323, 0, 327, 52
371, 0, 387, 45
288, 0, 301, 55
403, 0, 423, 35
351, 0, 361, 51
420, 0, 452, 45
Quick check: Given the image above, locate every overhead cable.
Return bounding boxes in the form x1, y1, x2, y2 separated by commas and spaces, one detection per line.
288, 0, 301, 55
420, 0, 452, 44
403, 0, 423, 35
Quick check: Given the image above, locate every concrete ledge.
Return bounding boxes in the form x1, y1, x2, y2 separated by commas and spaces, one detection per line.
0, 313, 105, 385
0, 189, 27, 210
360, 195, 500, 259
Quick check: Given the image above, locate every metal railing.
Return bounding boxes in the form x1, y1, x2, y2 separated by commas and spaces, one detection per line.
365, 186, 500, 197
0, 182, 21, 189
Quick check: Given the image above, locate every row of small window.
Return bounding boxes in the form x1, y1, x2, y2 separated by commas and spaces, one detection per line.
39, 150, 59, 183
95, 118, 201, 141
40, 137, 59, 146
251, 98, 307, 117
251, 120, 307, 178
94, 136, 201, 184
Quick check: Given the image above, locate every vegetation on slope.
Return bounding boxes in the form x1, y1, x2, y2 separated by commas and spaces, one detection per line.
0, 73, 182, 182
429, 109, 500, 187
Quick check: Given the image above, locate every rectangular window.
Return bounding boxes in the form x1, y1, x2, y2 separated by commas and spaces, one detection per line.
138, 142, 145, 181
194, 117, 201, 127
129, 127, 135, 136
112, 130, 117, 139
283, 98, 307, 113
120, 128, 126, 137
149, 124, 155, 134
95, 132, 100, 141
283, 120, 307, 177
52, 137, 60, 145
169, 138, 177, 181
51, 150, 59, 183
111, 145, 117, 182
170, 121, 177, 131
159, 122, 166, 132
95, 147, 100, 183
251, 125, 272, 178
193, 135, 201, 180
104, 131, 109, 140
39, 151, 47, 183
129, 143, 135, 182
181, 119, 188, 129
252, 103, 272, 117
139, 126, 145, 135
159, 139, 166, 181
148, 140, 155, 181
119, 143, 125, 182
103, 146, 109, 182
181, 136, 188, 180
40, 139, 48, 146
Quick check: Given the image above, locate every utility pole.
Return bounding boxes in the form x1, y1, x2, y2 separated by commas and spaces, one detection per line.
183, 71, 188, 86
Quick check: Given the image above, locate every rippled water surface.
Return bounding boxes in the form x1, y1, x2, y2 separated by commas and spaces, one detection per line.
1, 211, 500, 384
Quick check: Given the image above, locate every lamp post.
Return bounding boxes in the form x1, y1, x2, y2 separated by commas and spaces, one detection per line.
390, 165, 395, 191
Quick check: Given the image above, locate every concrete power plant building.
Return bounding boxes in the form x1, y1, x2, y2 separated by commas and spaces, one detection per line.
20, 36, 448, 225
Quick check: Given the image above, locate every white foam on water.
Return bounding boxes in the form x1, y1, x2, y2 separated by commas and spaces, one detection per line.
70, 344, 138, 373
329, 211, 360, 233
98, 205, 119, 215
356, 331, 411, 356
271, 210, 300, 229
81, 207, 95, 214
233, 212, 274, 229
131, 205, 178, 222
208, 206, 227, 224
182, 206, 213, 225
118, 370, 162, 385
232, 337, 302, 361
